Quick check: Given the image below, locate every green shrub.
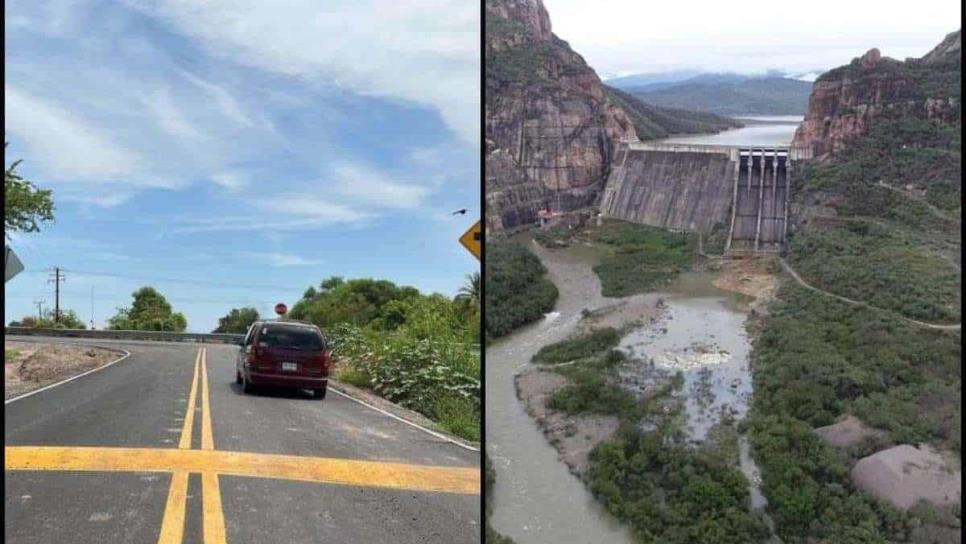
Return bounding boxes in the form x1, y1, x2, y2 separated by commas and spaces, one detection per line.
533, 328, 620, 363
486, 240, 559, 339
591, 220, 695, 297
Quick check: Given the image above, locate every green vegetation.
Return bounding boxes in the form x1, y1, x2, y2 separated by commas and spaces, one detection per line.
5, 142, 54, 234
788, 118, 961, 325
9, 309, 86, 329
108, 287, 187, 331
212, 307, 259, 334
589, 436, 770, 544
798, 118, 961, 222
631, 77, 812, 115
746, 283, 961, 541
533, 327, 620, 364
747, 52, 961, 540
604, 86, 742, 140
5, 350, 21, 362
289, 276, 480, 441
485, 239, 558, 340
592, 220, 695, 297
788, 221, 960, 323
535, 329, 769, 542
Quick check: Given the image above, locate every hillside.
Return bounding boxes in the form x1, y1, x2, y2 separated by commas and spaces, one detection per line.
603, 85, 742, 139
485, 0, 636, 232
748, 30, 961, 543
631, 76, 812, 115
485, 0, 746, 232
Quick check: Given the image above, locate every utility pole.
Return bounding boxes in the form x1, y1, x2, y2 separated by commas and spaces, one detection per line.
33, 298, 45, 321
48, 267, 65, 323
90, 286, 95, 329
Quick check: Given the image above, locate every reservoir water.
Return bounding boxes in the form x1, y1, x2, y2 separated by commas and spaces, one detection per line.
660, 115, 803, 146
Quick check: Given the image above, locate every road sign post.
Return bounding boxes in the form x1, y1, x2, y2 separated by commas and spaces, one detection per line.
459, 221, 481, 261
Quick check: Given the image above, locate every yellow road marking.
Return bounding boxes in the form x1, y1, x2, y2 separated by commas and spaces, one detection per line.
158, 349, 202, 544
156, 472, 189, 544
201, 348, 215, 451
5, 446, 481, 495
179, 350, 202, 450
199, 349, 227, 544
203, 472, 227, 543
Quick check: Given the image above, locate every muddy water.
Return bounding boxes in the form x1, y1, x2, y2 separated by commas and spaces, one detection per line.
488, 236, 770, 543
619, 272, 753, 442
487, 234, 636, 544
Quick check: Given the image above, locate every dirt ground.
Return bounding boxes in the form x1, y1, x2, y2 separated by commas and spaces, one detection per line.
4, 341, 122, 400
711, 256, 779, 309
514, 368, 620, 475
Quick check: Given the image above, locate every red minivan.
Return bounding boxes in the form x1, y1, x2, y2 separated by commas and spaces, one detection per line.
236, 320, 332, 399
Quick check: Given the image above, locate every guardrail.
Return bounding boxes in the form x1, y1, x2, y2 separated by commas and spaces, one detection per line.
5, 327, 243, 344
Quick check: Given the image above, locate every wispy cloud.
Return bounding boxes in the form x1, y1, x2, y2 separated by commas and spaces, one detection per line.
4, 86, 147, 184
332, 163, 430, 209
239, 251, 323, 267
122, 0, 480, 144
210, 171, 247, 190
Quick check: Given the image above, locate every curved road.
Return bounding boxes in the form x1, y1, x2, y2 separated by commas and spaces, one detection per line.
5, 337, 480, 544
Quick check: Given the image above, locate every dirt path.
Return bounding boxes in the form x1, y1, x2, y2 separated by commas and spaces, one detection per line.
876, 181, 960, 224
778, 259, 961, 331
4, 341, 125, 400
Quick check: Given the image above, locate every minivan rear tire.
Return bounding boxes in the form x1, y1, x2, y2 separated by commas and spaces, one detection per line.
313, 387, 326, 400
242, 375, 255, 394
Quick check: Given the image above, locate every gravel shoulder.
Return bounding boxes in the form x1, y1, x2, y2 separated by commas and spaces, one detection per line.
4, 340, 125, 400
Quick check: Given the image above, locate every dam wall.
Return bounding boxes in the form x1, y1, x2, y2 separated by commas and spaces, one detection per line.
600, 141, 809, 252
600, 145, 737, 233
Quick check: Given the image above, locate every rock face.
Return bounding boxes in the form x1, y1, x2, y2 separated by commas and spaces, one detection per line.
851, 444, 961, 510
792, 30, 961, 159
485, 0, 636, 232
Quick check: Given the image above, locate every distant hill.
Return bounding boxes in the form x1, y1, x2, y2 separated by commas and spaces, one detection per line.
629, 76, 813, 115
603, 85, 742, 140
604, 70, 703, 91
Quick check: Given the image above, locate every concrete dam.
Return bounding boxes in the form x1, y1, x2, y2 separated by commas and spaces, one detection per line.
600, 142, 812, 253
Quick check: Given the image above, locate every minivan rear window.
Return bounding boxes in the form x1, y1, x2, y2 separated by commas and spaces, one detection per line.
258, 326, 324, 350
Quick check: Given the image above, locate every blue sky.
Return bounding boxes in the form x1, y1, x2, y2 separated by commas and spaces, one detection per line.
5, 0, 480, 332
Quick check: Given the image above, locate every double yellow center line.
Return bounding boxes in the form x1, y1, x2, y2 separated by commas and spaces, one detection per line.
159, 348, 226, 544
6, 346, 480, 543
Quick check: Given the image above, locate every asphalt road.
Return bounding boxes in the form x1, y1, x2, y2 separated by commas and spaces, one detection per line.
5, 337, 480, 543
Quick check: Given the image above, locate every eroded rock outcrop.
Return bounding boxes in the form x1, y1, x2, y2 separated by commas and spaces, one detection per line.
851, 444, 961, 510
792, 30, 961, 158
485, 0, 636, 232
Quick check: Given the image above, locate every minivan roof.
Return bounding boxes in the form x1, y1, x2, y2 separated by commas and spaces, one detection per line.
254, 319, 319, 329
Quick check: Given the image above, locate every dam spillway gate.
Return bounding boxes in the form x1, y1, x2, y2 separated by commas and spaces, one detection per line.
600, 142, 813, 254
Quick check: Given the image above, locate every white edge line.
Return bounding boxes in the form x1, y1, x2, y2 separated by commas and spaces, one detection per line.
5, 348, 132, 405
329, 387, 480, 452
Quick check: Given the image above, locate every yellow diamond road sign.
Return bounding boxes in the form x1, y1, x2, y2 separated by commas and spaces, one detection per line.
459, 221, 481, 260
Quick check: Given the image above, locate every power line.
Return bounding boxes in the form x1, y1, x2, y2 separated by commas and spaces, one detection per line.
30, 267, 305, 292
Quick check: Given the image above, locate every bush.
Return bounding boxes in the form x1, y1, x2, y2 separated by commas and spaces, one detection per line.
533, 328, 620, 364
591, 220, 695, 297
486, 240, 558, 339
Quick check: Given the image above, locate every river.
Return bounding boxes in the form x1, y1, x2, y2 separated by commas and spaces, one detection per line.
488, 117, 796, 543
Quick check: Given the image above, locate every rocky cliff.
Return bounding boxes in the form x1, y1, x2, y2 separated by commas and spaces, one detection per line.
792, 30, 961, 158
485, 0, 637, 231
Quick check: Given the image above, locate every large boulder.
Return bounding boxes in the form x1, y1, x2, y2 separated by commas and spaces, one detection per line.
851, 444, 961, 510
